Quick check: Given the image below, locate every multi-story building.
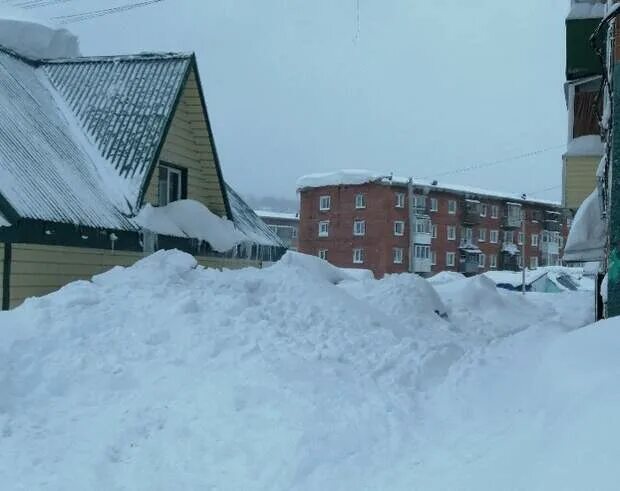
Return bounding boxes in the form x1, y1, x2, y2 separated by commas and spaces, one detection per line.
255, 210, 299, 250
563, 0, 606, 212
298, 171, 568, 278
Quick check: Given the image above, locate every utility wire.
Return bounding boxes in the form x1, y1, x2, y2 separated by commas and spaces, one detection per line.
423, 144, 565, 180
49, 0, 165, 24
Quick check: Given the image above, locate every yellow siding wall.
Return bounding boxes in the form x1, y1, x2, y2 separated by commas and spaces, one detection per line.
8, 244, 258, 309
563, 155, 600, 210
144, 67, 228, 217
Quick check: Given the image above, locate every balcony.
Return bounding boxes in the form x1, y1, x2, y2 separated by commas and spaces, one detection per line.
544, 220, 562, 233
413, 216, 432, 245
566, 14, 604, 81
542, 241, 560, 255
502, 203, 523, 229
462, 199, 481, 225
458, 246, 481, 275
413, 258, 432, 274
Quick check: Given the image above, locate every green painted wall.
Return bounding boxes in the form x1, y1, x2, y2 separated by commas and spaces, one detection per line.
566, 18, 604, 81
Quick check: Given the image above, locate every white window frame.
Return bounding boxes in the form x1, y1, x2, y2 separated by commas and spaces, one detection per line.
394, 221, 405, 236
159, 165, 183, 206
478, 253, 486, 268
448, 200, 457, 215
446, 252, 456, 267
479, 228, 486, 242
490, 230, 499, 244
504, 230, 514, 243
431, 224, 438, 239
531, 234, 538, 247
490, 255, 497, 269
447, 225, 456, 241
430, 197, 438, 212
353, 219, 366, 236
395, 192, 405, 208
319, 195, 331, 211
318, 249, 328, 260
415, 245, 430, 259
480, 203, 487, 217
393, 247, 404, 264
353, 248, 364, 264
518, 232, 525, 245
530, 256, 538, 269
318, 220, 329, 237
491, 205, 499, 219
355, 193, 366, 209
431, 250, 437, 266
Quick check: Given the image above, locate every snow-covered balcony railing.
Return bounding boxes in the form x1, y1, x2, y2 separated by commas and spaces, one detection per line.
542, 231, 560, 255
412, 244, 432, 274
502, 203, 523, 229
461, 199, 481, 225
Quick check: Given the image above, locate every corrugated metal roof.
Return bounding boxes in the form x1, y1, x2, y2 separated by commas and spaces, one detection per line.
43, 54, 191, 204
225, 183, 285, 247
0, 50, 135, 229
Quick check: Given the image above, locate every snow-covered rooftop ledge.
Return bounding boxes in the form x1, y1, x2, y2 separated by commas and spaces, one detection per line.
297, 169, 561, 207
567, 2, 606, 20
133, 200, 246, 253
0, 211, 10, 227
565, 135, 605, 157
255, 210, 299, 221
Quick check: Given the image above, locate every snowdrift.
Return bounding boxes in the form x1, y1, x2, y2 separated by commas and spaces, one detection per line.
0, 250, 601, 490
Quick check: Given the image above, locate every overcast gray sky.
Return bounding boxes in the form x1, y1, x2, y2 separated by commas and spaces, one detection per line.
34, 0, 569, 202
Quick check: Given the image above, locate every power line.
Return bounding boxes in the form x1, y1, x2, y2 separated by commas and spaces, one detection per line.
423, 144, 565, 180
49, 0, 166, 24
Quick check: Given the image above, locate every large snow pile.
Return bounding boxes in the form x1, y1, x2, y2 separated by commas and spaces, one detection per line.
0, 250, 603, 490
564, 189, 607, 262
0, 5, 80, 59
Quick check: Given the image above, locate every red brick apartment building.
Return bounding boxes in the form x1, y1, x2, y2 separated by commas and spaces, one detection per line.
298, 171, 569, 278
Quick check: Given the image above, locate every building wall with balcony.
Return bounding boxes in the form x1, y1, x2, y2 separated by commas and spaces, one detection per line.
298, 182, 568, 278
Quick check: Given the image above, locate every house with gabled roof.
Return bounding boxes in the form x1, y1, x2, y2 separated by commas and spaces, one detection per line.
0, 46, 284, 310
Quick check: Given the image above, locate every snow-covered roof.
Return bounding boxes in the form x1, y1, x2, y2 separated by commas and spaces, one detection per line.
0, 47, 197, 231
226, 184, 286, 247
254, 210, 299, 221
567, 1, 606, 20
566, 135, 605, 157
297, 169, 561, 207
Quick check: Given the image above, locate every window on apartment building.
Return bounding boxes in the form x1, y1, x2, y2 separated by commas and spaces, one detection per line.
318, 221, 329, 237
479, 228, 486, 242
430, 197, 438, 212
490, 229, 499, 243
431, 250, 437, 266
318, 249, 328, 260
490, 255, 497, 269
532, 234, 538, 247
395, 192, 405, 208
504, 231, 514, 243
431, 224, 438, 239
353, 219, 366, 236
461, 227, 473, 244
415, 245, 430, 259
448, 200, 457, 214
447, 225, 456, 240
518, 232, 525, 245
158, 164, 186, 206
355, 193, 366, 209
415, 195, 427, 208
478, 253, 486, 268
393, 247, 404, 264
491, 205, 499, 218
530, 256, 538, 269
416, 219, 431, 234
394, 221, 405, 236
319, 195, 331, 211
353, 248, 364, 264
559, 236, 564, 249
292, 228, 298, 239
446, 252, 456, 267
480, 203, 488, 217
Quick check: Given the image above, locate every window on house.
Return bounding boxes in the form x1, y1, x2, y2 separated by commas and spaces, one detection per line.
416, 219, 430, 234
462, 227, 473, 243
448, 200, 457, 214
490, 230, 499, 243
318, 249, 328, 260
478, 253, 486, 268
479, 228, 486, 242
394, 221, 405, 236
318, 221, 329, 237
319, 195, 331, 211
480, 204, 488, 217
491, 205, 499, 218
393, 247, 404, 264
431, 250, 437, 265
292, 228, 298, 239
490, 255, 497, 269
430, 197, 438, 212
353, 248, 364, 264
532, 234, 538, 247
355, 193, 366, 209
415, 245, 430, 259
395, 192, 405, 208
530, 256, 538, 269
158, 164, 186, 206
446, 252, 456, 267
518, 232, 525, 245
504, 231, 514, 243
415, 195, 427, 210
431, 224, 438, 239
447, 225, 456, 240
353, 220, 366, 236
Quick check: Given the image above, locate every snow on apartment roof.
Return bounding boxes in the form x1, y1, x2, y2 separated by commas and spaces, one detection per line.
0, 46, 195, 230
567, 1, 606, 20
297, 169, 561, 207
255, 210, 299, 221
566, 135, 605, 157
225, 184, 286, 247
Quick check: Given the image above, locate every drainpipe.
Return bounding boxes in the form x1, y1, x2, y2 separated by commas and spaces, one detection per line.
408, 178, 416, 274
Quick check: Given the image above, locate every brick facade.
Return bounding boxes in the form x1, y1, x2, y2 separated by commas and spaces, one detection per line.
299, 182, 568, 278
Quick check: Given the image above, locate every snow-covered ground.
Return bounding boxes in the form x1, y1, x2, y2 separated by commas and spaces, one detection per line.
0, 250, 609, 490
